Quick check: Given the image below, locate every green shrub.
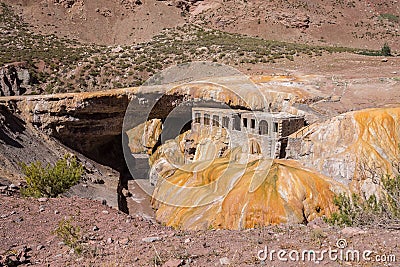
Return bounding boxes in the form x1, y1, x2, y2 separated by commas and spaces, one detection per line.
381, 173, 400, 217
20, 154, 83, 198
325, 174, 400, 226
379, 13, 399, 23
53, 217, 83, 254
381, 42, 392, 56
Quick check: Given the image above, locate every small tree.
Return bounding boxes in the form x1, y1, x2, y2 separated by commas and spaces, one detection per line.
20, 154, 83, 198
381, 43, 392, 56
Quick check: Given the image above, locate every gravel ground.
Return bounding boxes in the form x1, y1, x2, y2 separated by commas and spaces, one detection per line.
0, 191, 399, 267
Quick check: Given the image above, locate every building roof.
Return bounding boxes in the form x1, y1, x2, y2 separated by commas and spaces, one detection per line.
192, 107, 304, 120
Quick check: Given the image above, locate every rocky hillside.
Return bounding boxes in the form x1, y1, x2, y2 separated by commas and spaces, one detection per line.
1, 1, 397, 97
4, 0, 185, 45
190, 0, 400, 50
4, 0, 400, 50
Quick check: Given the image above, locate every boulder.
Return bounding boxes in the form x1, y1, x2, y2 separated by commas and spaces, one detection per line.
0, 62, 31, 96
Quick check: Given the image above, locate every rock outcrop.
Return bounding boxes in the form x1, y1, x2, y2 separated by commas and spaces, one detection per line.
151, 145, 346, 229
0, 89, 135, 170
275, 12, 310, 30
287, 107, 400, 196
0, 75, 317, 170
0, 63, 32, 97
126, 119, 162, 154
53, 0, 82, 9
147, 123, 345, 230
148, 106, 400, 229
0, 104, 114, 184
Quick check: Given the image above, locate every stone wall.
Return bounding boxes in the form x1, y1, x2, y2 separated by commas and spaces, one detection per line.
191, 107, 304, 159
281, 117, 305, 137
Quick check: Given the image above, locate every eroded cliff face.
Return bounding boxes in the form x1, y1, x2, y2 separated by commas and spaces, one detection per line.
0, 105, 58, 182
287, 107, 400, 196
0, 87, 167, 170
0, 104, 122, 209
3, 90, 132, 170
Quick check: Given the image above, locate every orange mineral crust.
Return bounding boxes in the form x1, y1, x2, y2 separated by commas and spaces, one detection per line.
289, 107, 400, 190
152, 155, 345, 230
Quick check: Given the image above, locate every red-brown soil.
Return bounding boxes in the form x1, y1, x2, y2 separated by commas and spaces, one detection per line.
4, 0, 399, 50
0, 191, 399, 266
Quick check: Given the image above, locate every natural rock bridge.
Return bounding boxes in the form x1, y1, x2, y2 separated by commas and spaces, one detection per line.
0, 77, 311, 173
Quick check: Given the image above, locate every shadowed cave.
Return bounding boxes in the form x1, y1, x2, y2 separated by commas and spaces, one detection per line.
47, 93, 233, 214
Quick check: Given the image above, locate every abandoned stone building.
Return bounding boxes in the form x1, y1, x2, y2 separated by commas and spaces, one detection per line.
134, 107, 305, 183
191, 107, 305, 158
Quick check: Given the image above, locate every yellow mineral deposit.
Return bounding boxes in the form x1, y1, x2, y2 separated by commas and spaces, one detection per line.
291, 107, 400, 193
152, 152, 346, 230
149, 107, 400, 230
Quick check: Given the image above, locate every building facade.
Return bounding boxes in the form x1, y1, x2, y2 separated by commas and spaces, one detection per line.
191, 107, 305, 158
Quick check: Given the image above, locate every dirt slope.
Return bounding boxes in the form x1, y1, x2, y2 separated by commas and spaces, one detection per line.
0, 193, 399, 266
189, 0, 400, 50
3, 0, 400, 50
4, 0, 185, 45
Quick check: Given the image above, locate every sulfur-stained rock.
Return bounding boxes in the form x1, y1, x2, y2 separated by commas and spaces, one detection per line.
151, 148, 346, 230
287, 107, 400, 195
148, 139, 183, 186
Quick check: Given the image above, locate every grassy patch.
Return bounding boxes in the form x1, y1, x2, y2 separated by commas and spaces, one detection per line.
379, 13, 399, 23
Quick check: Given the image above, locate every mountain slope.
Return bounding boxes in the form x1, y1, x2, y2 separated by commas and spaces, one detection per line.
4, 0, 399, 50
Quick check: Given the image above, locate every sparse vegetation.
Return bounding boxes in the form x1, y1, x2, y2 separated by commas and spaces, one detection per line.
381, 42, 392, 56
53, 217, 84, 254
0, 2, 391, 95
20, 154, 83, 198
379, 13, 399, 23
325, 173, 400, 227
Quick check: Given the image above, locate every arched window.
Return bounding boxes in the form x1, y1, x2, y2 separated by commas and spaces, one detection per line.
259, 120, 268, 135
